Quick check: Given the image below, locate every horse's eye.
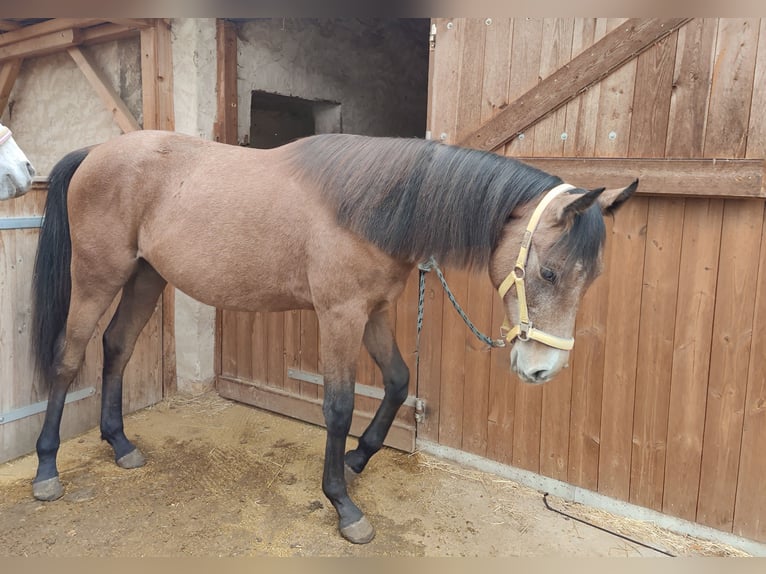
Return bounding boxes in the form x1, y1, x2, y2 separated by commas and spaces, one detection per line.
540, 266, 558, 284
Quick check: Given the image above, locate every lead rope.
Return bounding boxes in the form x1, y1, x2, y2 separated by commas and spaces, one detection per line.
416, 257, 505, 373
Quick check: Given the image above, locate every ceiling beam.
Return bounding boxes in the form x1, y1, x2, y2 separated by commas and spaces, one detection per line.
0, 18, 103, 47
0, 29, 81, 63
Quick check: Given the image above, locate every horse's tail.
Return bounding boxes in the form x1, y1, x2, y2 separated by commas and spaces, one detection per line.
32, 148, 91, 378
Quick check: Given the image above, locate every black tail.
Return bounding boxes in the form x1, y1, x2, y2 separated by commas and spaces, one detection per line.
32, 148, 91, 378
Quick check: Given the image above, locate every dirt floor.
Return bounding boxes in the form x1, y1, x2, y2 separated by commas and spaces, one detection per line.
0, 392, 752, 557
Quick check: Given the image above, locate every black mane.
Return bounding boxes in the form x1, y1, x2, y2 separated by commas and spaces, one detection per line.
287, 134, 604, 273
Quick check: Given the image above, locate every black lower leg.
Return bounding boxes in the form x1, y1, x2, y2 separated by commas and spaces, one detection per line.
322, 387, 364, 528
345, 355, 409, 474
34, 387, 69, 484
100, 371, 135, 460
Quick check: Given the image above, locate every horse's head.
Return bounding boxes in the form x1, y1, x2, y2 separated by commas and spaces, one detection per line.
490, 179, 638, 384
0, 124, 36, 200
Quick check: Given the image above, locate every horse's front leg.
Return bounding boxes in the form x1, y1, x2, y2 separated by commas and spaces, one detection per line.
344, 309, 409, 477
317, 306, 374, 544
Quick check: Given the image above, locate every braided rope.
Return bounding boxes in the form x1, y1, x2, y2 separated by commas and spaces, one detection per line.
416, 257, 505, 372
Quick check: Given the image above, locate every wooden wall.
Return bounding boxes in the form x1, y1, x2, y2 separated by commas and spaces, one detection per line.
216, 17, 765, 543
421, 17, 766, 543
0, 184, 163, 463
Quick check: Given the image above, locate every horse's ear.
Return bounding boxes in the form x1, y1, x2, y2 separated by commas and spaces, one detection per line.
554, 187, 605, 225
598, 178, 639, 214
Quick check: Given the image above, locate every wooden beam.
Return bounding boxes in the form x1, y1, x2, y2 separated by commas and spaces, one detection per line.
139, 20, 177, 396
80, 23, 139, 46
520, 157, 765, 199
67, 46, 141, 133
215, 18, 238, 144
0, 28, 82, 63
105, 19, 153, 29
0, 58, 21, 116
459, 18, 693, 151
0, 18, 102, 47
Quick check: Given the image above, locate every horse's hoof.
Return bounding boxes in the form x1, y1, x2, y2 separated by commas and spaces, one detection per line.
340, 516, 375, 544
32, 476, 64, 501
344, 464, 360, 484
116, 448, 146, 469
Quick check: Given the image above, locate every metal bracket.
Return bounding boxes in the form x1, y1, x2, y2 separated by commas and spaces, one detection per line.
0, 387, 96, 425
0, 216, 44, 230
287, 368, 421, 410
429, 23, 436, 51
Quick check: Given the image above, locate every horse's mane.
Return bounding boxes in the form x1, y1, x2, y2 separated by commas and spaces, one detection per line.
286, 134, 605, 273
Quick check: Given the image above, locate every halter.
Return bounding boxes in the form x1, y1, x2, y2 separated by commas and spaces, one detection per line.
0, 124, 12, 146
497, 183, 576, 351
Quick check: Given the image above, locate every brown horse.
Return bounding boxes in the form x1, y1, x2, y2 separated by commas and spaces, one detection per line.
30, 130, 636, 543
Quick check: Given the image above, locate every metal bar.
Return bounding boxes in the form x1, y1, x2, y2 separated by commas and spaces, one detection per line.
0, 386, 96, 425
287, 368, 418, 408
0, 216, 43, 229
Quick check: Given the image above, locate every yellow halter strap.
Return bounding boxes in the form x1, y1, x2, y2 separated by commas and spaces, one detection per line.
497, 183, 576, 351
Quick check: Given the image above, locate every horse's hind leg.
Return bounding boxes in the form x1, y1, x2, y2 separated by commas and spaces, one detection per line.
100, 260, 166, 467
344, 309, 409, 477
316, 305, 375, 544
33, 285, 126, 501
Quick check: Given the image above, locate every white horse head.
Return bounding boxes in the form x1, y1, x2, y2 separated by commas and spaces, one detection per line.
0, 123, 36, 200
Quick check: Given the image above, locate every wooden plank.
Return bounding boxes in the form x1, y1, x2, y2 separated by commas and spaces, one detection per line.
0, 29, 82, 63
733, 17, 766, 543
452, 19, 489, 456
140, 26, 159, 131
509, 17, 545, 473
251, 312, 268, 384
660, 16, 721, 525
629, 199, 684, 511
518, 157, 764, 199
460, 18, 692, 151
697, 200, 763, 531
483, 18, 515, 466
220, 310, 238, 378
68, 47, 141, 133
662, 200, 724, 521
705, 19, 760, 159
153, 19, 174, 133
283, 310, 302, 396
299, 311, 320, 400
0, 58, 21, 117
80, 23, 138, 46
665, 18, 718, 158
627, 30, 680, 512
105, 19, 153, 29
504, 18, 543, 157
266, 313, 285, 390
538, 18, 576, 482
416, 18, 457, 442
0, 18, 101, 47
217, 376, 415, 453
215, 19, 238, 144
696, 18, 762, 534
0, 20, 22, 32
595, 18, 643, 499
564, 17, 608, 492
562, 18, 602, 159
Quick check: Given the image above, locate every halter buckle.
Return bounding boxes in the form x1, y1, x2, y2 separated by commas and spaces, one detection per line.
517, 321, 532, 341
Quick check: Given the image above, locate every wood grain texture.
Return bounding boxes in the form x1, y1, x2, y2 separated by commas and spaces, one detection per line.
460, 18, 692, 151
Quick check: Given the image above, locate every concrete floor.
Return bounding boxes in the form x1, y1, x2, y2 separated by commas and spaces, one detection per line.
0, 392, 750, 557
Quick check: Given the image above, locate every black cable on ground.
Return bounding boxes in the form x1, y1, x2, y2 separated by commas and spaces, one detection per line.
542, 493, 676, 557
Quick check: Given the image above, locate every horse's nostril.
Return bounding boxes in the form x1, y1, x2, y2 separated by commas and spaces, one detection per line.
26, 162, 36, 178
531, 369, 550, 382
